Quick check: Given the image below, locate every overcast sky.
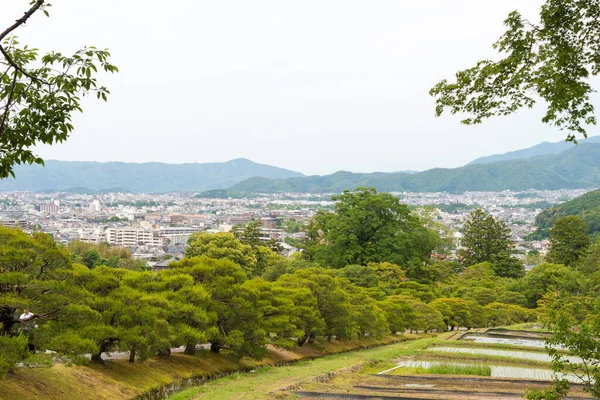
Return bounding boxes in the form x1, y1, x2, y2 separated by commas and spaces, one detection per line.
3, 0, 582, 175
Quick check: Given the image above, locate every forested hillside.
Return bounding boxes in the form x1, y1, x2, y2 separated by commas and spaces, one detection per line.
468, 136, 600, 165
229, 144, 600, 193
534, 189, 600, 237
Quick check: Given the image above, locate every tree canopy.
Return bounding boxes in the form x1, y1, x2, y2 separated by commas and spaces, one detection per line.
308, 187, 439, 269
458, 209, 524, 278
0, 0, 117, 179
430, 0, 600, 141
547, 216, 591, 267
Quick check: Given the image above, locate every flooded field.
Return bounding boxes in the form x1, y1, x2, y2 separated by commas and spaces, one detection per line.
428, 346, 581, 364
460, 333, 551, 348
391, 360, 582, 383
289, 329, 595, 399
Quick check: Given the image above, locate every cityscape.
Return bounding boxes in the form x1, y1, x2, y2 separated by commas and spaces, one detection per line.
0, 188, 591, 268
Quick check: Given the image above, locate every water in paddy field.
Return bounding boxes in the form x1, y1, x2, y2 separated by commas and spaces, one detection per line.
460, 334, 562, 349
393, 360, 582, 383
428, 347, 582, 364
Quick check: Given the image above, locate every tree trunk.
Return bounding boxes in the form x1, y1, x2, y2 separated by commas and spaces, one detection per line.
210, 342, 220, 353
1, 307, 16, 335
297, 334, 309, 347
184, 342, 196, 355
157, 347, 171, 357
91, 353, 107, 365
91, 341, 111, 365
128, 348, 135, 363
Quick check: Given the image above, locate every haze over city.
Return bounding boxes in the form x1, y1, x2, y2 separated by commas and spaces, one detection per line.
1, 0, 576, 175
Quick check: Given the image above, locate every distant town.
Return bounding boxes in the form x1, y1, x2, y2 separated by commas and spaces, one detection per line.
0, 188, 592, 270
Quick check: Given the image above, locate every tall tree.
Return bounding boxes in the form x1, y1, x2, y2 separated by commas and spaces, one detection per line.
311, 187, 438, 269
185, 232, 257, 274
0, 1, 117, 178
547, 216, 591, 267
430, 0, 600, 142
458, 209, 524, 278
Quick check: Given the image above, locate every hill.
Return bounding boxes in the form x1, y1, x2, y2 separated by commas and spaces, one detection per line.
533, 189, 600, 237
0, 158, 304, 193
468, 136, 600, 165
228, 144, 600, 193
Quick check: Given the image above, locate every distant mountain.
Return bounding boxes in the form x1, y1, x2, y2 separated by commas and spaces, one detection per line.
468, 136, 600, 165
534, 189, 600, 237
0, 158, 304, 193
228, 144, 600, 193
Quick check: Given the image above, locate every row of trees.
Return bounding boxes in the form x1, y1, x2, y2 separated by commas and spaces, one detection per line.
1, 220, 539, 377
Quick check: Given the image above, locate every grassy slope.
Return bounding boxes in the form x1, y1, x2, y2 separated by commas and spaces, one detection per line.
0, 335, 428, 400
168, 335, 439, 400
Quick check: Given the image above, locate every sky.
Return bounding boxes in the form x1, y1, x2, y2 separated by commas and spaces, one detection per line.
2, 0, 582, 175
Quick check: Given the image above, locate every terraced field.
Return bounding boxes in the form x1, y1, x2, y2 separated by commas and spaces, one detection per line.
288, 329, 594, 400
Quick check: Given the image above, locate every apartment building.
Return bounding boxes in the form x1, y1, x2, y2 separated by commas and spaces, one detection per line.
106, 227, 165, 247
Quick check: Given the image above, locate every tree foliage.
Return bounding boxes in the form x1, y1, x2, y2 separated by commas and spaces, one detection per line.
547, 216, 591, 267
0, 0, 117, 178
308, 187, 439, 269
458, 209, 524, 278
0, 224, 540, 378
430, 0, 600, 141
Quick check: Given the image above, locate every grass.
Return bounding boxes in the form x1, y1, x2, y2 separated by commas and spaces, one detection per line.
167, 335, 438, 400
499, 323, 547, 331
387, 363, 492, 377
0, 334, 431, 400
423, 363, 492, 376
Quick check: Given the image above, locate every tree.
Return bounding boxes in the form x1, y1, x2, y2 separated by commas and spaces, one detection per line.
520, 263, 585, 308
430, 1, 600, 142
277, 268, 357, 341
0, 1, 117, 178
310, 187, 438, 268
169, 256, 268, 358
185, 232, 257, 274
0, 227, 71, 337
528, 294, 600, 399
458, 209, 524, 278
547, 216, 591, 267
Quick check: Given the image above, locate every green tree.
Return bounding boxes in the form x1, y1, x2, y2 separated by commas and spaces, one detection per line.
311, 187, 438, 268
277, 268, 357, 341
547, 216, 591, 267
378, 295, 415, 334
0, 1, 117, 178
169, 256, 267, 358
430, 0, 600, 142
185, 232, 257, 274
0, 227, 71, 337
458, 209, 524, 278
521, 263, 585, 307
528, 294, 600, 399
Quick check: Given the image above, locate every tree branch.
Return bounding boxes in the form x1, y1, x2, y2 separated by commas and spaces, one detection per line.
12, 308, 60, 324
0, 0, 45, 42
0, 1, 49, 84
0, 45, 45, 83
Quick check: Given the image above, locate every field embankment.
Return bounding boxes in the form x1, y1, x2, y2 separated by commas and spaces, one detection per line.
0, 334, 426, 400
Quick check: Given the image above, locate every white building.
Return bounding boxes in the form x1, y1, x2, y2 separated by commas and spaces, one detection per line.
106, 227, 164, 247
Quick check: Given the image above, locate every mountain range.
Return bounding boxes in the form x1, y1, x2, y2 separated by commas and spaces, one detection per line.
0, 158, 303, 193
468, 136, 600, 165
2, 136, 600, 193
227, 143, 600, 193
